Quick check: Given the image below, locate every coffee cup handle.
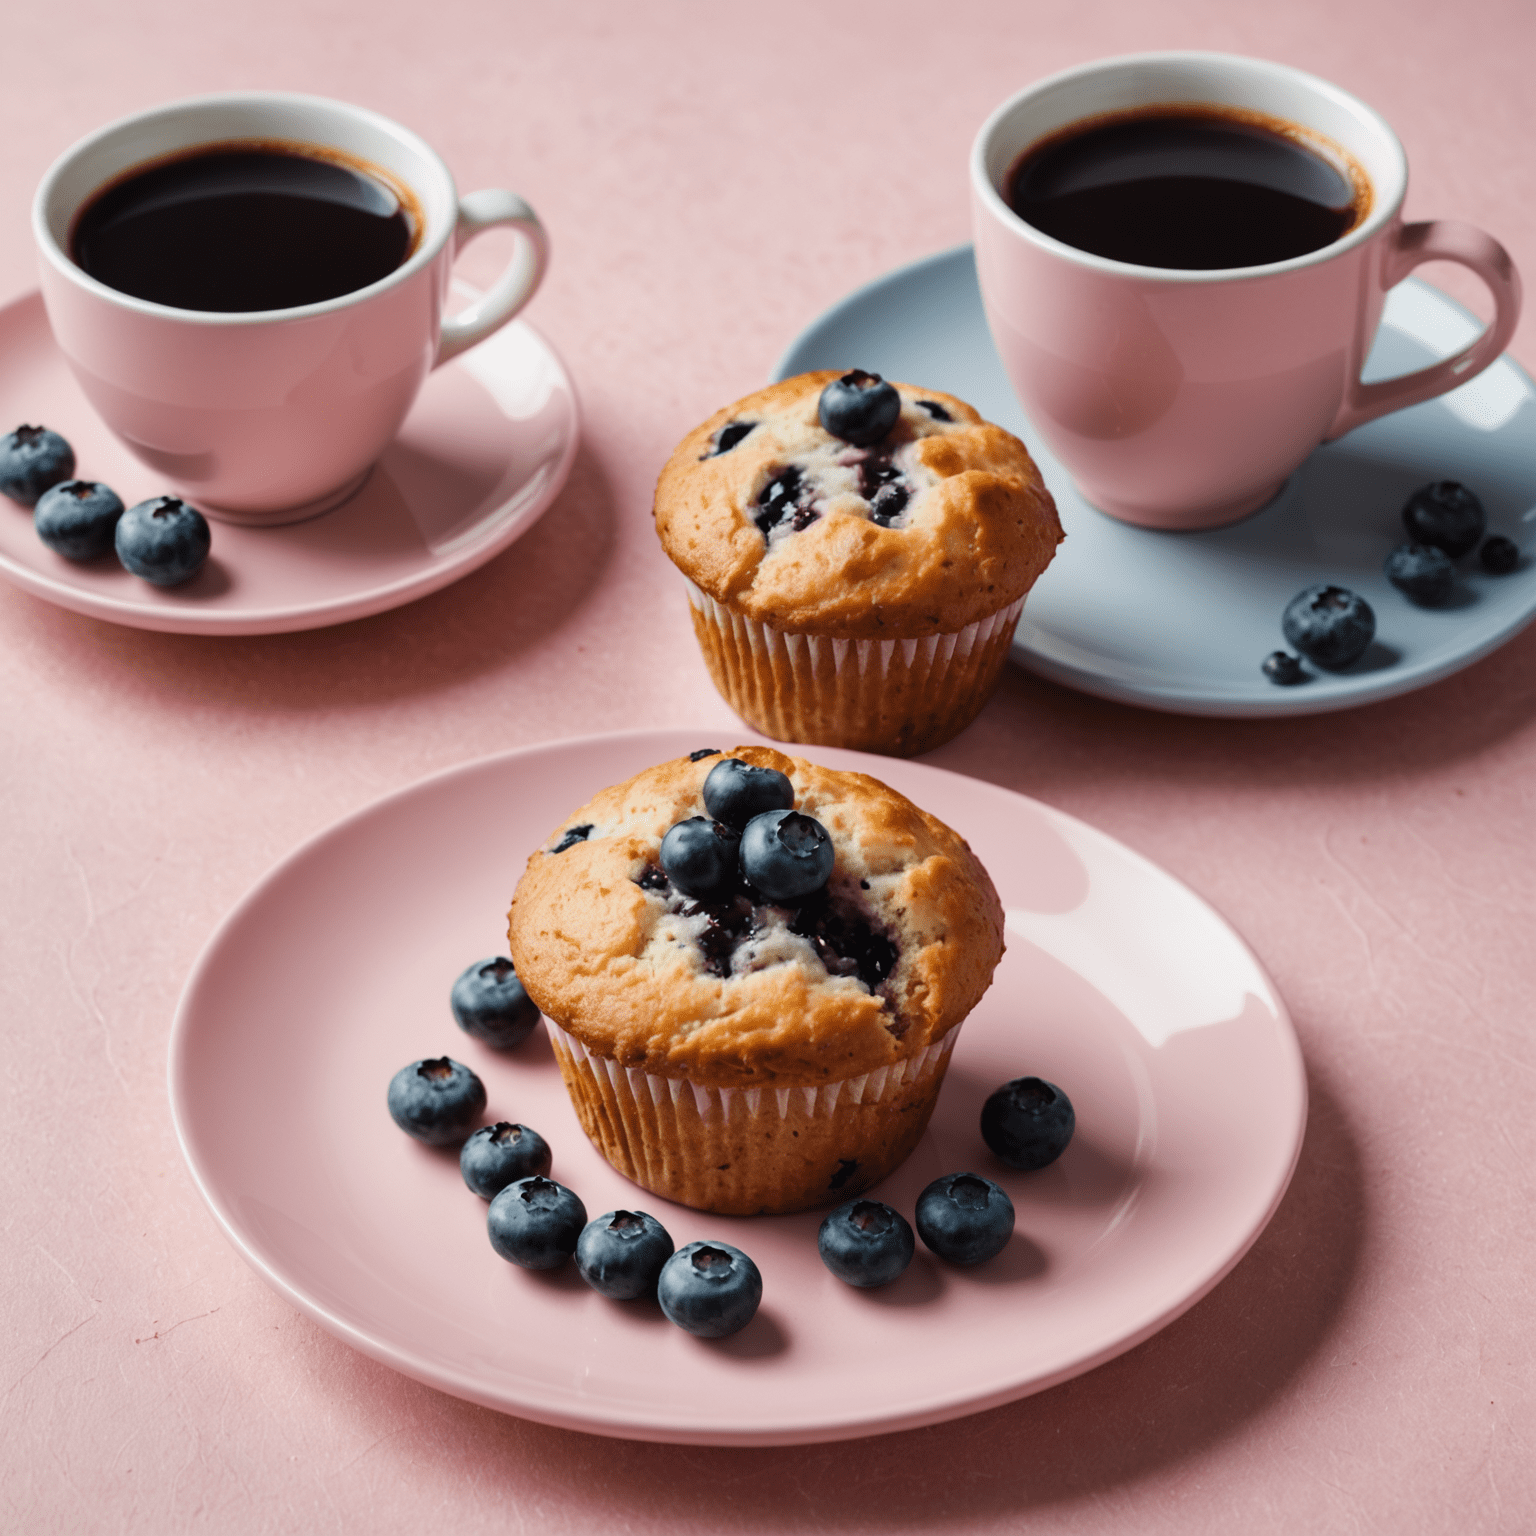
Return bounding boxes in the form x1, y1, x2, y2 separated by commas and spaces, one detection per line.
1326, 220, 1522, 439
435, 189, 549, 367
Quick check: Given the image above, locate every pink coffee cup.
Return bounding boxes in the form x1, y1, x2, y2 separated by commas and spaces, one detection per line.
971, 52, 1522, 530
33, 92, 549, 526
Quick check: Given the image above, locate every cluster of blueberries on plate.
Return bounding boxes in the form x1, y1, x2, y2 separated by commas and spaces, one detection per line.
1265, 480, 1518, 684
0, 423, 211, 586
387, 955, 768, 1339
386, 929, 1077, 1336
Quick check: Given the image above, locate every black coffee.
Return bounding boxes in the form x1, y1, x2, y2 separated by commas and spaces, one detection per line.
1006, 107, 1366, 270
71, 143, 418, 312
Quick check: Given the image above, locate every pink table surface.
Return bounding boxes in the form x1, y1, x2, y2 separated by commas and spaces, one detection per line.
3, 1, 1533, 1532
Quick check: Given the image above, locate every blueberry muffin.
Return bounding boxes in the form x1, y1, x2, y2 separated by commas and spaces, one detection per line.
654, 371, 1063, 756
507, 746, 1005, 1215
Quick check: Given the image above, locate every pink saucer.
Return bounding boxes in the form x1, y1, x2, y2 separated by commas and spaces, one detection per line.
170, 730, 1306, 1445
0, 289, 578, 634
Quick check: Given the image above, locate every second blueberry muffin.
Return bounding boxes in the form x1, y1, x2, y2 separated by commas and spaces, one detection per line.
654, 371, 1063, 756
507, 745, 1006, 1215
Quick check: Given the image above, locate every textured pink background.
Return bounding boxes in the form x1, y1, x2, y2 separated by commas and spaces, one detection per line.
3, 0, 1533, 1532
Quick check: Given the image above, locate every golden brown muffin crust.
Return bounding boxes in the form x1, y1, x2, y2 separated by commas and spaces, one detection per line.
508, 747, 1005, 1086
653, 372, 1063, 638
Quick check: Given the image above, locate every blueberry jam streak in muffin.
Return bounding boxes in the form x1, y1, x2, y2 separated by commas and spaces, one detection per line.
859, 452, 909, 527
752, 443, 924, 544
742, 395, 974, 549
753, 465, 818, 537
631, 862, 898, 996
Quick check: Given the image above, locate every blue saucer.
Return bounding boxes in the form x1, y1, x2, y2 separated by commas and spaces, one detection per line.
775, 245, 1536, 717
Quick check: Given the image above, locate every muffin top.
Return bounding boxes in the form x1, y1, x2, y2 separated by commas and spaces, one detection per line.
653, 371, 1063, 639
508, 746, 1005, 1086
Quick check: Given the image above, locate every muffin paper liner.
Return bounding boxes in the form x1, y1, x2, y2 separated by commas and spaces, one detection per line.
683, 579, 1026, 756
545, 1019, 963, 1215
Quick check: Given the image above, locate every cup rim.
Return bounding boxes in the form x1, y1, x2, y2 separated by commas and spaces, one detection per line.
32, 90, 458, 326
970, 50, 1408, 284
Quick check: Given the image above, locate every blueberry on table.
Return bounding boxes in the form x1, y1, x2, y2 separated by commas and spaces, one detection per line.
739, 809, 834, 902
451, 956, 541, 1049
576, 1209, 675, 1300
460, 1122, 552, 1199
487, 1176, 588, 1269
387, 1056, 486, 1146
33, 480, 125, 561
1401, 480, 1485, 558
114, 496, 210, 587
658, 1241, 763, 1337
980, 1077, 1075, 1171
1280, 585, 1375, 670
702, 757, 795, 829
1384, 543, 1455, 606
818, 370, 901, 447
915, 1173, 1015, 1266
1480, 535, 1519, 574
1262, 651, 1306, 686
0, 425, 75, 506
817, 1199, 915, 1288
660, 816, 741, 901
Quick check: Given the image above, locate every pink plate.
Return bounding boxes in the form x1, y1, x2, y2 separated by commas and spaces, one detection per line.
0, 288, 578, 635
169, 730, 1306, 1445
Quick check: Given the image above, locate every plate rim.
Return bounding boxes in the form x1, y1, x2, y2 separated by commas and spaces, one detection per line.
168, 727, 1307, 1445
0, 286, 581, 637
773, 243, 1536, 719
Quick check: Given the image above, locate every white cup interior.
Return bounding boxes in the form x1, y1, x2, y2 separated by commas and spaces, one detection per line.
974, 52, 1408, 266
35, 92, 458, 311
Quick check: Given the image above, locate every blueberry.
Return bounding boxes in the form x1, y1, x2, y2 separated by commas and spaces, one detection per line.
1384, 543, 1455, 606
657, 1241, 763, 1337
1480, 535, 1519, 574
817, 1199, 915, 1288
0, 425, 75, 507
460, 1122, 552, 1198
818, 370, 901, 447
660, 816, 740, 901
33, 480, 125, 561
451, 956, 541, 1049
980, 1077, 1075, 1171
114, 496, 210, 586
1262, 651, 1306, 686
739, 809, 834, 902
1402, 480, 1485, 558
551, 824, 592, 853
754, 465, 815, 536
703, 422, 755, 458
487, 1175, 588, 1270
868, 483, 909, 526
702, 757, 795, 829
386, 1056, 486, 1146
576, 1210, 676, 1300
915, 1173, 1015, 1266
1280, 585, 1375, 670
688, 747, 722, 762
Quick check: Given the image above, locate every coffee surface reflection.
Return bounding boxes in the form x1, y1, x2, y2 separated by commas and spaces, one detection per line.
71, 142, 418, 312
1006, 107, 1367, 270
